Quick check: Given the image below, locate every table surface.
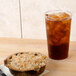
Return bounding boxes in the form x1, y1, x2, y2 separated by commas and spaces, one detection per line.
0, 38, 76, 76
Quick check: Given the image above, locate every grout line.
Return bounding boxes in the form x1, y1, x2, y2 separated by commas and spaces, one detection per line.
19, 0, 23, 38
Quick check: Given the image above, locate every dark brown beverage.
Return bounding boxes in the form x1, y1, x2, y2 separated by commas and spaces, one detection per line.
45, 11, 71, 60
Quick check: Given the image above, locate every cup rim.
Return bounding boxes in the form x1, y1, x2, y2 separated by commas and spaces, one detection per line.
45, 10, 72, 21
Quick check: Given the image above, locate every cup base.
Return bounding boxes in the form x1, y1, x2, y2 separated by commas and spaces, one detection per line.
49, 55, 68, 60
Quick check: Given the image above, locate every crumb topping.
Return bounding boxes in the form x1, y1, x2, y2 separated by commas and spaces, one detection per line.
6, 52, 46, 71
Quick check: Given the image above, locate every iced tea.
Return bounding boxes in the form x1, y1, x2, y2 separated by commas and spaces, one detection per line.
45, 11, 71, 60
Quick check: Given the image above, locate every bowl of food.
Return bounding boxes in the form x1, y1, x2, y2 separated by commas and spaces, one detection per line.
4, 52, 46, 76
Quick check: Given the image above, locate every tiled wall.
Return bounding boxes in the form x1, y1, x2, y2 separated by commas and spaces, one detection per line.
0, 0, 76, 41
0, 0, 20, 38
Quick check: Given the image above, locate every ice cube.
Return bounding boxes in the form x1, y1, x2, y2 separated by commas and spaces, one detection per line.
54, 12, 70, 19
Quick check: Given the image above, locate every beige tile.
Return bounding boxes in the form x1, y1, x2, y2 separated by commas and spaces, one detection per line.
21, 0, 76, 40
70, 13, 76, 41
21, 0, 55, 39
52, 0, 76, 12
0, 0, 20, 38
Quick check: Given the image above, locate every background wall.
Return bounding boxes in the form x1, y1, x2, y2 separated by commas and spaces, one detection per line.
0, 0, 76, 41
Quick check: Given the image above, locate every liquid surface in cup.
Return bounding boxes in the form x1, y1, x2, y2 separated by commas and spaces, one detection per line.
45, 12, 71, 60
